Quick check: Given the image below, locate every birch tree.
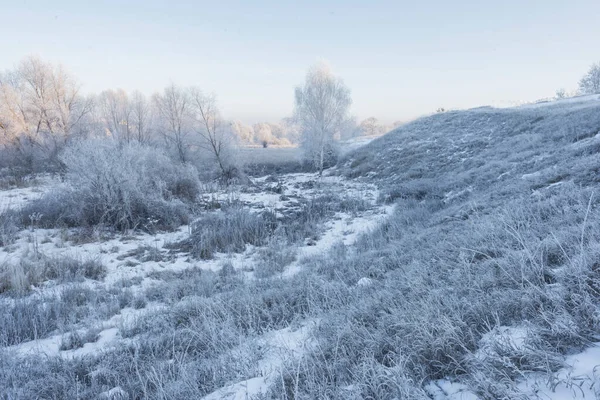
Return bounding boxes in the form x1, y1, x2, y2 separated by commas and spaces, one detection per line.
578, 62, 600, 95
294, 63, 351, 175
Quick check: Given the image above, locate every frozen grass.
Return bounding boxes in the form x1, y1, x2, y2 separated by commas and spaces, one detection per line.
0, 209, 19, 247
185, 206, 277, 259
0, 255, 107, 295
0, 283, 123, 347
254, 238, 297, 278
180, 191, 370, 260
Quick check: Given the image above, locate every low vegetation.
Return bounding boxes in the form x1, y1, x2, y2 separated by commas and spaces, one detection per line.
20, 140, 200, 231
1, 97, 600, 399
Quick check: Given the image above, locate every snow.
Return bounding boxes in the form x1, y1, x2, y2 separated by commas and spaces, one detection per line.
476, 325, 529, 359
0, 175, 56, 211
2, 170, 383, 373
428, 338, 600, 399
202, 377, 268, 400
518, 343, 600, 399
202, 321, 316, 400
357, 277, 373, 287
62, 327, 120, 358
516, 94, 600, 110
99, 386, 128, 400
425, 379, 479, 400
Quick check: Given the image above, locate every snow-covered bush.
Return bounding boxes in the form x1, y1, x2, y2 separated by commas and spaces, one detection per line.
21, 139, 200, 231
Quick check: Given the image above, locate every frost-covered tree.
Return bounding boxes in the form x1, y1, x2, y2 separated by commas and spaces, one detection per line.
294, 62, 352, 175
153, 84, 192, 163
359, 117, 390, 136
231, 120, 254, 144
253, 122, 273, 147
0, 56, 90, 167
190, 88, 239, 179
98, 89, 132, 142
130, 91, 153, 143
578, 63, 600, 95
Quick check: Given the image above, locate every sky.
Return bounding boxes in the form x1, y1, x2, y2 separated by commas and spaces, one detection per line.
1, 0, 599, 124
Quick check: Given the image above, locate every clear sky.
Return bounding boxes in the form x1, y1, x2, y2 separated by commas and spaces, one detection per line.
1, 0, 599, 124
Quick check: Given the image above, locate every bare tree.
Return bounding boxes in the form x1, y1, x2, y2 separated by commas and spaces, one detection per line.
578, 62, 600, 95
0, 56, 90, 165
99, 89, 132, 142
17, 56, 55, 136
153, 84, 191, 163
294, 62, 352, 175
131, 91, 152, 143
50, 64, 92, 142
190, 88, 238, 178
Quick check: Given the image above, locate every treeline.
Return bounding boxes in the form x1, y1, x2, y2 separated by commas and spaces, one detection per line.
0, 56, 393, 176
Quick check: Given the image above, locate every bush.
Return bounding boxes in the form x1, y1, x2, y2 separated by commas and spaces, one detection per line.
20, 140, 201, 231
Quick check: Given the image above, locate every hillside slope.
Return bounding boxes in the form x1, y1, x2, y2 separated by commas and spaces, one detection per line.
285, 97, 600, 399
343, 96, 600, 206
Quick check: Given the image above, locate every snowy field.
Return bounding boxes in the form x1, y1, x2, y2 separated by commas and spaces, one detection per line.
0, 169, 391, 398
2, 96, 600, 398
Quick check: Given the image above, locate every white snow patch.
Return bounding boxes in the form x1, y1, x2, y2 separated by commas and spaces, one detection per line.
62, 327, 120, 358
0, 175, 56, 210
518, 343, 600, 399
357, 277, 373, 287
425, 379, 478, 400
202, 321, 317, 400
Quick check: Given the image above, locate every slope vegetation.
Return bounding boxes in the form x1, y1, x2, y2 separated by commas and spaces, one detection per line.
290, 96, 600, 398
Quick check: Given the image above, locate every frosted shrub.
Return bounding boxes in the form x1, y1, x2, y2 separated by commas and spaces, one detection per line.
23, 139, 200, 231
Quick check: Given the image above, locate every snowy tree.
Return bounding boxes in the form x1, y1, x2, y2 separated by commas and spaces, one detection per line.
153, 84, 192, 163
359, 117, 388, 136
253, 122, 273, 147
98, 89, 132, 142
578, 63, 600, 95
294, 62, 352, 175
231, 120, 254, 144
0, 56, 90, 165
131, 91, 153, 143
190, 88, 239, 179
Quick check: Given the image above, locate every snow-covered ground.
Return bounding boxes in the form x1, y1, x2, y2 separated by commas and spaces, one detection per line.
0, 171, 388, 372
427, 341, 600, 399
0, 174, 56, 211
202, 321, 317, 400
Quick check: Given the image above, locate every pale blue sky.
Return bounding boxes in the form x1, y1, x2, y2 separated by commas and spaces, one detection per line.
1, 0, 599, 123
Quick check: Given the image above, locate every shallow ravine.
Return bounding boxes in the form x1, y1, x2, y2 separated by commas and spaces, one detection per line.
1, 169, 389, 381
